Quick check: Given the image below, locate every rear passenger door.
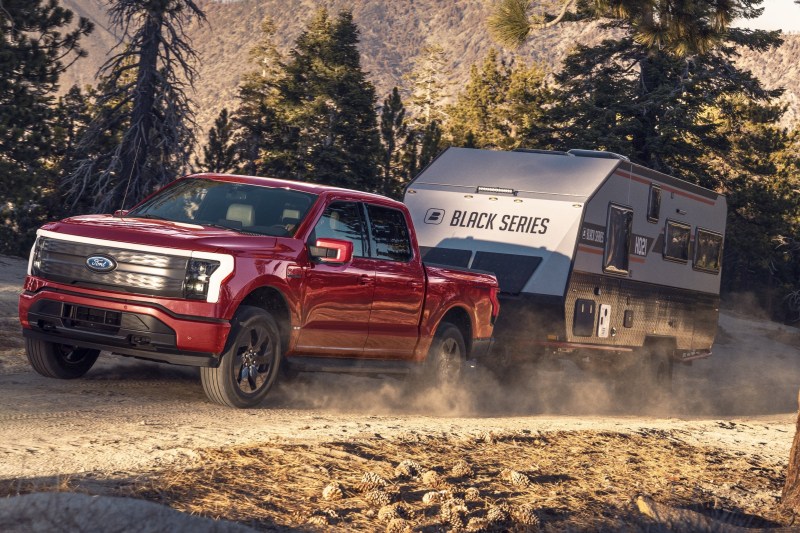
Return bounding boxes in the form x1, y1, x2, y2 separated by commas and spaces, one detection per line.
362, 204, 425, 358
296, 201, 375, 356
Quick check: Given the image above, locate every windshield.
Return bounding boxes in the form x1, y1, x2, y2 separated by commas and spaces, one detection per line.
126, 178, 318, 237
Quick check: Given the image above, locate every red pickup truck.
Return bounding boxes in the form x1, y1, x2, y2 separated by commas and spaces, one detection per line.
18, 174, 499, 407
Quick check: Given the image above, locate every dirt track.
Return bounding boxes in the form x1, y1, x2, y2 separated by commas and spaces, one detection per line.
1, 253, 799, 529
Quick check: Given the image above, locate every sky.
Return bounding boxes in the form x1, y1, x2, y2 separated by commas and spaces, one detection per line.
737, 0, 800, 32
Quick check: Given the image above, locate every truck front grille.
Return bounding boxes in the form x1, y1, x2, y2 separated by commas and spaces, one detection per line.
33, 237, 188, 298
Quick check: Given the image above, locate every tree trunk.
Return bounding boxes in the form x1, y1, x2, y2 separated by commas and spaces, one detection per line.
783, 388, 800, 512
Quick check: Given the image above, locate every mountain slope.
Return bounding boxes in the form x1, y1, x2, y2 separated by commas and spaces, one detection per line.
59, 0, 800, 136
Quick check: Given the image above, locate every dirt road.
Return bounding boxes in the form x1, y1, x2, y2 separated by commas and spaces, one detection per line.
1, 254, 798, 481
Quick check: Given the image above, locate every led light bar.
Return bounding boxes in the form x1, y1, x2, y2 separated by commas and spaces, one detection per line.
476, 186, 516, 195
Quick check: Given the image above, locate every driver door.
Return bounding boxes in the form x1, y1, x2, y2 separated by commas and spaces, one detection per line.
295, 201, 375, 355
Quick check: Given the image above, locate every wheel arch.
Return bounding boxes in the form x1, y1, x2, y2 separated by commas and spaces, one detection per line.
438, 305, 473, 355
237, 286, 292, 354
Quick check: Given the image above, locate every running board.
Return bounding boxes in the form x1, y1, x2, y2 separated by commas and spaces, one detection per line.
284, 356, 416, 375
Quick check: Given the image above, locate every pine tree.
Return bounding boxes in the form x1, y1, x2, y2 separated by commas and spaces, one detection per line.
0, 0, 92, 255
62, 0, 206, 213
197, 108, 236, 173
231, 18, 288, 176
446, 49, 551, 150
403, 44, 448, 128
238, 9, 381, 191
378, 88, 408, 198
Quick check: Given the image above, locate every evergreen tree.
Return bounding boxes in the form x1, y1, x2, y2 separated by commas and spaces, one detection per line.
236, 9, 381, 191
197, 108, 236, 173
446, 49, 552, 150
62, 0, 206, 213
231, 18, 288, 176
0, 0, 92, 255
378, 88, 408, 198
403, 44, 448, 128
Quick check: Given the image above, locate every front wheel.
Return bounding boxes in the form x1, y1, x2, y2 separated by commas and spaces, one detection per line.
201, 306, 282, 408
25, 338, 100, 379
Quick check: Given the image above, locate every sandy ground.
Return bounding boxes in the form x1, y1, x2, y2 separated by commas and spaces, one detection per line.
1, 254, 799, 530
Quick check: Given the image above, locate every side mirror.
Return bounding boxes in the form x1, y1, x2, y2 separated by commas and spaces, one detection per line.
113, 209, 129, 217
310, 238, 353, 264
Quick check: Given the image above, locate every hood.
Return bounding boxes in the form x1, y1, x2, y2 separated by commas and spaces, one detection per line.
42, 215, 281, 254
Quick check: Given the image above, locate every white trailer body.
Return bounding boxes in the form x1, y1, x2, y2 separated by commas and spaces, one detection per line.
404, 147, 727, 365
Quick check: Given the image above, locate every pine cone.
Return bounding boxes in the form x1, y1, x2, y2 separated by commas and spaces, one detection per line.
359, 471, 389, 492
422, 490, 443, 504
385, 518, 412, 533
514, 503, 541, 529
307, 514, 328, 527
364, 489, 396, 508
394, 459, 423, 479
451, 459, 474, 478
501, 468, 531, 487
466, 517, 489, 532
486, 503, 511, 525
321, 482, 344, 501
378, 503, 404, 522
422, 469, 445, 488
464, 487, 481, 502
439, 498, 468, 531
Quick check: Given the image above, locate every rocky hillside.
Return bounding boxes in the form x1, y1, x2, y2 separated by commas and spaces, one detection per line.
59, 0, 800, 135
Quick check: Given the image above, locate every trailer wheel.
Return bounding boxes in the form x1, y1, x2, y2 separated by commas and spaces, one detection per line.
614, 346, 673, 406
422, 322, 466, 388
201, 306, 281, 408
25, 338, 99, 379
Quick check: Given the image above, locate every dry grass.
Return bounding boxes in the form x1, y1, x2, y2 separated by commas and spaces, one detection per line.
8, 429, 778, 532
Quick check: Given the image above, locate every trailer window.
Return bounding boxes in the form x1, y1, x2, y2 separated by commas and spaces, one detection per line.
366, 205, 412, 262
647, 184, 661, 223
693, 228, 723, 273
420, 247, 472, 268
663, 220, 691, 262
604, 205, 633, 274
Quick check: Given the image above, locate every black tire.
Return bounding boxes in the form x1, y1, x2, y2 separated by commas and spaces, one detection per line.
614, 346, 673, 406
25, 338, 99, 379
201, 306, 281, 408
421, 322, 466, 388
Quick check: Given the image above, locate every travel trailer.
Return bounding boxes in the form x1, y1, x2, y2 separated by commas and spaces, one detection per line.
404, 147, 727, 387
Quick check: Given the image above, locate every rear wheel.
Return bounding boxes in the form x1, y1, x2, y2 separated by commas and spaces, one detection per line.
421, 322, 466, 388
25, 338, 100, 379
201, 306, 281, 408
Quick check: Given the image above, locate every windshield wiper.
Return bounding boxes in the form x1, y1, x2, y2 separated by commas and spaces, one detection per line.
127, 213, 169, 221
200, 222, 248, 234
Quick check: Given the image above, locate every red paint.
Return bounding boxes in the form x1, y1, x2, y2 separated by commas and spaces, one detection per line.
20, 174, 499, 366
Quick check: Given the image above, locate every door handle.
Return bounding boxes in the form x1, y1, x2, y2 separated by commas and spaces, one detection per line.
359, 275, 374, 285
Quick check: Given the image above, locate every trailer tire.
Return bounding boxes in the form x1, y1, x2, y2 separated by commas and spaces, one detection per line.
25, 338, 99, 379
614, 346, 672, 406
201, 306, 281, 408
421, 322, 466, 389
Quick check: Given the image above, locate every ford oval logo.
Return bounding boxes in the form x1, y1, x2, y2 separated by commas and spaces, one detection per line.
86, 255, 117, 273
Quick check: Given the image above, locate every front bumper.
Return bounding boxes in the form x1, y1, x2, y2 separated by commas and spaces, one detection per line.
19, 285, 231, 367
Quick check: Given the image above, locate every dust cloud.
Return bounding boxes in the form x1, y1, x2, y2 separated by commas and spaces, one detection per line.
267, 309, 800, 419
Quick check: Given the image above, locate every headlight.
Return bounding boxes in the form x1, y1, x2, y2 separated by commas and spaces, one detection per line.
184, 259, 220, 300
30, 237, 45, 276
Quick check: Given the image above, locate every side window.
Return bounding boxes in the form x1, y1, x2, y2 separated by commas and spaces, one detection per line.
693, 228, 723, 273
663, 220, 691, 262
366, 205, 412, 262
647, 184, 661, 223
310, 202, 366, 257
603, 204, 633, 274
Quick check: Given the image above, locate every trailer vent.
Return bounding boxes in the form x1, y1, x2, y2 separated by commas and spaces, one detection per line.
419, 247, 472, 268
471, 252, 542, 295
